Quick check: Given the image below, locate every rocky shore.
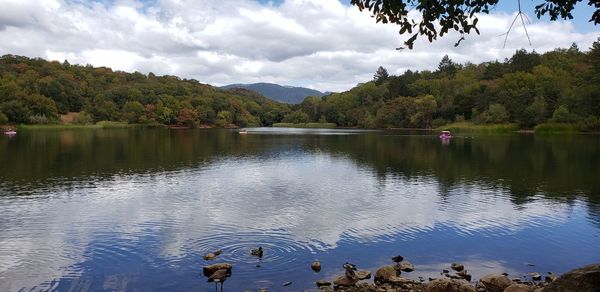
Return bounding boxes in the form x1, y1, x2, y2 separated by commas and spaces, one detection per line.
201, 251, 600, 292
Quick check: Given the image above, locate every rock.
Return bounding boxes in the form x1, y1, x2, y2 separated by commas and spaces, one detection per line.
457, 270, 472, 281
311, 260, 321, 272
388, 275, 410, 285
374, 266, 399, 283
478, 274, 512, 292
543, 264, 600, 292
356, 270, 372, 280
399, 261, 415, 272
283, 281, 292, 286
442, 269, 450, 274
214, 249, 223, 255
545, 272, 557, 283
531, 272, 542, 281
202, 263, 232, 277
425, 278, 476, 292
452, 263, 465, 272
504, 283, 535, 292
333, 275, 359, 287
392, 255, 404, 263
316, 280, 331, 287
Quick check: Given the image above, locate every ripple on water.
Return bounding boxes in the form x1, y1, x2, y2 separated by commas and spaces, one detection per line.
185, 224, 319, 279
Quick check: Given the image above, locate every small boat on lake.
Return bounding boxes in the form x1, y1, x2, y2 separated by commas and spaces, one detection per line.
439, 130, 452, 139
4, 129, 16, 136
239, 129, 248, 134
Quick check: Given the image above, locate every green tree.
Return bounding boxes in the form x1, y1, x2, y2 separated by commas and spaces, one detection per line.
479, 103, 510, 124
24, 94, 59, 119
374, 66, 389, 85
73, 111, 93, 125
216, 110, 232, 127
282, 110, 310, 124
122, 101, 145, 123
437, 55, 457, 77
552, 105, 573, 123
0, 101, 29, 123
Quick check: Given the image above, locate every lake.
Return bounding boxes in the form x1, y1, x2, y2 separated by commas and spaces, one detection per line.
1, 128, 599, 291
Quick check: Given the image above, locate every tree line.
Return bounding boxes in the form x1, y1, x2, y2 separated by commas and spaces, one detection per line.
285, 39, 600, 131
1, 39, 599, 130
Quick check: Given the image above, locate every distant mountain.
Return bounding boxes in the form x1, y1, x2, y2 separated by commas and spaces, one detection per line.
221, 83, 326, 104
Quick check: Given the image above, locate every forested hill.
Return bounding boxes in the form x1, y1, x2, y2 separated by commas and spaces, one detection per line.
1, 40, 599, 130
282, 40, 600, 131
0, 55, 290, 127
221, 83, 326, 104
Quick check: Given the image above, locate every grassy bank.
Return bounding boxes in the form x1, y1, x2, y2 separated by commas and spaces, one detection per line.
273, 122, 337, 128
534, 123, 581, 134
437, 122, 519, 134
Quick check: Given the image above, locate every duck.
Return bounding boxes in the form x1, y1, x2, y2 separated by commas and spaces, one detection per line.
203, 249, 224, 260
392, 255, 404, 263
207, 268, 231, 292
251, 246, 263, 257
343, 262, 357, 279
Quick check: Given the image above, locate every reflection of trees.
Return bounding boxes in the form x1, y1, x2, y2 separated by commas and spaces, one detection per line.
1, 130, 598, 208
305, 132, 600, 205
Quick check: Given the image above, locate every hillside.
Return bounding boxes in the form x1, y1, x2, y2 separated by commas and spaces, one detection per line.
0, 55, 291, 127
277, 42, 600, 131
222, 83, 326, 104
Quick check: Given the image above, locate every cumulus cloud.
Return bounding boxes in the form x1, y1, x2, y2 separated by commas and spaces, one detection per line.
0, 0, 597, 92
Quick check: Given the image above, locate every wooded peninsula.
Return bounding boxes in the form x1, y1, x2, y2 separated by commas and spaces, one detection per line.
1, 39, 599, 132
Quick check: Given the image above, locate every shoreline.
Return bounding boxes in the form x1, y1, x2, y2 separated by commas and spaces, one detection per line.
202, 260, 599, 291
4, 122, 599, 135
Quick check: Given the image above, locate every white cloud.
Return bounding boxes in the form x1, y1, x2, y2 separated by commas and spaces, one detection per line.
0, 0, 597, 92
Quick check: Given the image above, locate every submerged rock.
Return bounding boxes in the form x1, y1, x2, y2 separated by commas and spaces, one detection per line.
426, 278, 475, 292
478, 274, 512, 292
543, 264, 600, 292
451, 263, 465, 272
311, 260, 321, 272
374, 266, 399, 283
202, 263, 232, 277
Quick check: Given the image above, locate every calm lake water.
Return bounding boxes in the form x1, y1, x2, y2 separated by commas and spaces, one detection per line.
1, 128, 599, 291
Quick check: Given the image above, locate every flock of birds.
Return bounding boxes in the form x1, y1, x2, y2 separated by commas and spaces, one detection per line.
202, 246, 265, 291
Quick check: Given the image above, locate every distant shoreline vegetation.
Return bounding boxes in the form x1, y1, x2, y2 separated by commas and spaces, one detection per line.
1, 39, 599, 134
272, 122, 337, 128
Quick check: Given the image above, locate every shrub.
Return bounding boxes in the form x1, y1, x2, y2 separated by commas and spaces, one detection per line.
73, 111, 93, 125
28, 114, 56, 124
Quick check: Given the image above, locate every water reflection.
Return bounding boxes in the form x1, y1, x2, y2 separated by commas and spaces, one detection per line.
0, 129, 599, 291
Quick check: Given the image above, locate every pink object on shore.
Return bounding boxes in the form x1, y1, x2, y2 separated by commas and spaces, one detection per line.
439, 130, 452, 139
